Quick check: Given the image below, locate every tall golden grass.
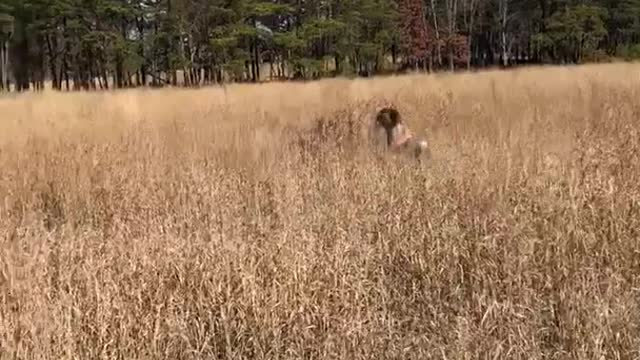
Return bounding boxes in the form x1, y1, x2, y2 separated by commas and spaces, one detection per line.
1, 63, 640, 359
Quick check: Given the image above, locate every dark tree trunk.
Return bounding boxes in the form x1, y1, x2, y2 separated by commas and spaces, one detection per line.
63, 59, 69, 91
204, 66, 211, 83
12, 34, 30, 92
253, 41, 260, 82
391, 43, 397, 65
136, 17, 147, 86
88, 48, 97, 90
115, 54, 124, 88
45, 33, 60, 90
101, 61, 109, 90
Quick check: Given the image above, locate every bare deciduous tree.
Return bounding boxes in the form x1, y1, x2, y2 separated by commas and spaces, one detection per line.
445, 0, 458, 70
462, 0, 481, 69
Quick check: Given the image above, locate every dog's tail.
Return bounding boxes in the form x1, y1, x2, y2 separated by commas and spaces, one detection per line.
414, 138, 431, 161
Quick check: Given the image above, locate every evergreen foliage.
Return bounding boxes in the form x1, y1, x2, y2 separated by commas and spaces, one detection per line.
0, 0, 638, 90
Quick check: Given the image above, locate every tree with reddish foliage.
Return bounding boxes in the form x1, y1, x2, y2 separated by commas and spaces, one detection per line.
443, 33, 470, 69
397, 0, 429, 70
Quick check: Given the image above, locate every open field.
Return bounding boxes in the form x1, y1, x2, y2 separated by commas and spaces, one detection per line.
1, 63, 640, 359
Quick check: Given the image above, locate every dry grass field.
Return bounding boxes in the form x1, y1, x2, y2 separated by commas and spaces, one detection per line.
1, 63, 640, 359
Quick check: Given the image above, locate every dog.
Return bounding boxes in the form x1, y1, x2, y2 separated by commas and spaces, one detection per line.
373, 106, 431, 162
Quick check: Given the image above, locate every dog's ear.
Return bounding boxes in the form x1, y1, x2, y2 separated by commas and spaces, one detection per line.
375, 110, 393, 130
376, 107, 401, 130
389, 108, 401, 127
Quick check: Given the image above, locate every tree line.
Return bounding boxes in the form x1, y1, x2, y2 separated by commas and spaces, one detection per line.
0, 0, 639, 91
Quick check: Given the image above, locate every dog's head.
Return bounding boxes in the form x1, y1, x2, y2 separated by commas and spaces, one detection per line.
375, 107, 402, 131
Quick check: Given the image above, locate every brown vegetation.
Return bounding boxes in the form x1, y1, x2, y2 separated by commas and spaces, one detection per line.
1, 63, 640, 359
288, 104, 371, 159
